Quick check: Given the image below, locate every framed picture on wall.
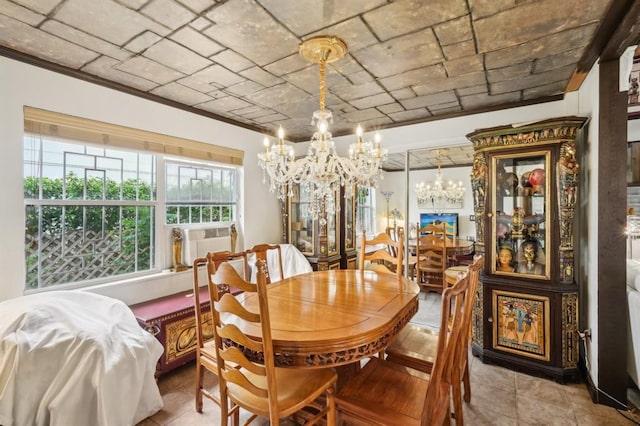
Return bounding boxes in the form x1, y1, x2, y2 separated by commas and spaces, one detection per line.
492, 290, 550, 361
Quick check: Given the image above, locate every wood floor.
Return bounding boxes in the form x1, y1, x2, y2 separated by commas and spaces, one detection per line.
138, 292, 640, 425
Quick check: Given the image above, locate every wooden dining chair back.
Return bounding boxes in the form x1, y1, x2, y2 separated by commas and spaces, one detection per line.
210, 259, 337, 425
248, 243, 284, 283
192, 250, 248, 412
335, 273, 470, 425
385, 226, 398, 257
359, 229, 404, 277
415, 223, 447, 291
384, 255, 484, 425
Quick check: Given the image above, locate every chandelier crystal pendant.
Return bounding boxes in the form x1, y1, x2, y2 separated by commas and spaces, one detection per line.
415, 149, 465, 207
258, 35, 387, 221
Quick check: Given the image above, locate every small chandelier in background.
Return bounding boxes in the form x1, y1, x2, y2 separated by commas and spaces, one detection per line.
415, 149, 465, 207
258, 35, 387, 221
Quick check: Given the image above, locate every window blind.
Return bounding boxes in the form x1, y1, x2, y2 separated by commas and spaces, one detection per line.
23, 106, 244, 166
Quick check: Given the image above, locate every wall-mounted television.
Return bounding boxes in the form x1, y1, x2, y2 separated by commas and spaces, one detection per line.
420, 212, 459, 236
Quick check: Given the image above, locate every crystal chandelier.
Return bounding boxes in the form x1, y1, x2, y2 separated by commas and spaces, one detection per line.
258, 35, 387, 220
415, 149, 465, 207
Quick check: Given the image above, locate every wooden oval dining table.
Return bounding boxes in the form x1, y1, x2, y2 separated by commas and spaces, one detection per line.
227, 269, 420, 373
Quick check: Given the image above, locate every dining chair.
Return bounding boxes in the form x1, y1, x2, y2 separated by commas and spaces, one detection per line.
386, 226, 417, 276
210, 259, 337, 425
248, 243, 284, 283
385, 256, 483, 425
415, 223, 447, 292
192, 250, 249, 413
359, 229, 404, 277
335, 273, 470, 425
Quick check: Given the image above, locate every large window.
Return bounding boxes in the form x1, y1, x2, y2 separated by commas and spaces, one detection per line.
23, 107, 243, 291
356, 186, 376, 235
165, 160, 237, 225
24, 138, 156, 289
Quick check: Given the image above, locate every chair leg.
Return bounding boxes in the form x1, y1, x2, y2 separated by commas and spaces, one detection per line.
195, 360, 204, 413
452, 382, 464, 426
462, 362, 471, 403
326, 386, 336, 426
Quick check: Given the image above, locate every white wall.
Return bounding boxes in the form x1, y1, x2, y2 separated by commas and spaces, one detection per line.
577, 61, 600, 385
0, 56, 282, 303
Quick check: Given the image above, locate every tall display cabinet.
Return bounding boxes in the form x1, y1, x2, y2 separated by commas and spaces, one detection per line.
340, 187, 358, 269
284, 183, 341, 270
467, 116, 587, 382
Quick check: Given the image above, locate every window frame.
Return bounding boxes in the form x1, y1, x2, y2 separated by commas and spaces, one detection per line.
356, 186, 377, 236
23, 107, 243, 291
164, 157, 238, 226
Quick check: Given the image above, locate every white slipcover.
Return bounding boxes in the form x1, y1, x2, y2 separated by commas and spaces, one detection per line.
249, 243, 313, 283
0, 291, 163, 426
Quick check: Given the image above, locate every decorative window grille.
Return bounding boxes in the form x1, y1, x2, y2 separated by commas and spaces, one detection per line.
165, 160, 237, 225
23, 107, 244, 291
24, 136, 156, 290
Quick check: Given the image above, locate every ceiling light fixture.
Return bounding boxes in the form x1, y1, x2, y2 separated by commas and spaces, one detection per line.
258, 35, 387, 221
415, 149, 465, 208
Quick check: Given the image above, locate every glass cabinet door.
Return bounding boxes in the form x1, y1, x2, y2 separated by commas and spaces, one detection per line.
289, 184, 314, 255
327, 201, 339, 255
344, 190, 356, 252
491, 151, 550, 279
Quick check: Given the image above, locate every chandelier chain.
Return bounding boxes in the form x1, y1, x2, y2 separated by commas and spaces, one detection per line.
258, 35, 387, 220
319, 52, 327, 111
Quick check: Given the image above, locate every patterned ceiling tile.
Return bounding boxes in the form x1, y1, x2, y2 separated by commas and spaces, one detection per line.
0, 14, 98, 68
203, 0, 298, 66
82, 56, 159, 91
484, 24, 598, 69
11, 0, 60, 15
150, 81, 212, 105
0, 0, 619, 141
238, 66, 283, 87
210, 49, 255, 72
116, 56, 185, 85
350, 92, 395, 110
124, 31, 162, 54
40, 20, 132, 61
259, 0, 386, 37
197, 95, 252, 113
388, 108, 431, 122
474, 0, 610, 52
143, 39, 211, 74
140, 0, 196, 30
353, 27, 443, 78
363, 0, 468, 41
169, 27, 224, 57
379, 65, 447, 92
54, 0, 169, 45
176, 0, 214, 14
0, 1, 45, 26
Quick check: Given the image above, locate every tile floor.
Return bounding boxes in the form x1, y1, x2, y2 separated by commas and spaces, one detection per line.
138, 292, 640, 425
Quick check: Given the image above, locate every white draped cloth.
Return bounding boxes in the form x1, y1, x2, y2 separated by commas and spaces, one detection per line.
249, 243, 313, 283
0, 291, 163, 426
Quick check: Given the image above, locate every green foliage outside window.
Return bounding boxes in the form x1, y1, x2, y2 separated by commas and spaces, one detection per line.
24, 173, 154, 289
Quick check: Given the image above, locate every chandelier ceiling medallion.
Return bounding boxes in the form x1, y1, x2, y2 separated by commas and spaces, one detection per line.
415, 149, 465, 207
258, 35, 387, 221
